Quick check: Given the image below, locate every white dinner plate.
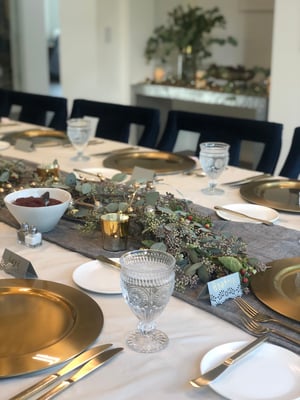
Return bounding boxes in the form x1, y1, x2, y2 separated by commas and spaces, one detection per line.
200, 341, 300, 400
0, 140, 10, 150
215, 203, 279, 223
74, 167, 122, 181
72, 259, 121, 294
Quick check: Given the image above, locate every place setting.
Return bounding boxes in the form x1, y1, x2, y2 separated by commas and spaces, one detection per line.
214, 203, 279, 225
189, 334, 300, 400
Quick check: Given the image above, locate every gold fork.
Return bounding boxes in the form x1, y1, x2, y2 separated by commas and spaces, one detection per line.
235, 297, 300, 334
241, 317, 300, 346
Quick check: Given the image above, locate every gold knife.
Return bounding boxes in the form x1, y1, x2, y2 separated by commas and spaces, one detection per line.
9, 344, 112, 400
214, 206, 274, 226
91, 146, 139, 157
222, 173, 271, 186
36, 347, 123, 400
190, 335, 268, 388
96, 255, 121, 270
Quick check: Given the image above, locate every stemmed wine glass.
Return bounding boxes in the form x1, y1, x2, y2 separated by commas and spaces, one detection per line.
67, 118, 91, 161
199, 142, 229, 195
120, 249, 175, 353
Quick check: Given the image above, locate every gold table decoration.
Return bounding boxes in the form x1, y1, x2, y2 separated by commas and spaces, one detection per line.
100, 213, 129, 251
250, 257, 300, 322
103, 151, 196, 175
0, 279, 103, 377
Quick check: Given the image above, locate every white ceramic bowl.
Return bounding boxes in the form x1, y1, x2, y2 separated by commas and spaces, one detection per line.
4, 187, 72, 233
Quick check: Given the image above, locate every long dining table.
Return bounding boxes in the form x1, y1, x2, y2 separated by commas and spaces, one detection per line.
0, 122, 299, 400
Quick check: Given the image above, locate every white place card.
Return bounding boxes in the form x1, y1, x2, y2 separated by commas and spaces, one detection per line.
207, 272, 243, 306
14, 138, 35, 152
1, 248, 38, 278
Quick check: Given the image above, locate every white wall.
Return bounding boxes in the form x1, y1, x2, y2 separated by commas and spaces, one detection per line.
59, 0, 274, 104
9, 0, 49, 93
268, 0, 300, 173
59, 0, 154, 108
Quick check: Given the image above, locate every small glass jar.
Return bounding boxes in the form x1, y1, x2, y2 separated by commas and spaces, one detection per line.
25, 226, 42, 248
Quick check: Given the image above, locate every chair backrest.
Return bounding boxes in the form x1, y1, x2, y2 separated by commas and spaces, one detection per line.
279, 127, 300, 178
0, 89, 68, 131
70, 99, 160, 148
157, 110, 283, 174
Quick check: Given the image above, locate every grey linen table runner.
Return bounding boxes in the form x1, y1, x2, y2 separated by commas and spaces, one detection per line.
0, 203, 299, 354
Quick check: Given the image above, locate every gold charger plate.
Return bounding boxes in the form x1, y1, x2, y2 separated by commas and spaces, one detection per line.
240, 179, 300, 212
250, 257, 300, 322
103, 151, 196, 175
0, 279, 103, 377
2, 129, 67, 147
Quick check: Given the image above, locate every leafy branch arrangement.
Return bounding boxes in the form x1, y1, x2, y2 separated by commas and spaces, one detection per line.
62, 171, 267, 294
145, 5, 237, 65
0, 158, 266, 294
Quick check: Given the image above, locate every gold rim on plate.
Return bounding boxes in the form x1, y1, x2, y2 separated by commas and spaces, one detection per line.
2, 129, 67, 147
0, 279, 103, 377
250, 257, 300, 322
240, 179, 300, 213
103, 151, 196, 175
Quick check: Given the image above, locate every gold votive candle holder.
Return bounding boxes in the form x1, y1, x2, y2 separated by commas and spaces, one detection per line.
36, 162, 60, 181
100, 213, 129, 251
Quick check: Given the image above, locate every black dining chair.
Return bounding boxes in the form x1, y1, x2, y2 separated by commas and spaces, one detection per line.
157, 110, 283, 174
70, 99, 160, 148
0, 89, 68, 131
279, 127, 300, 179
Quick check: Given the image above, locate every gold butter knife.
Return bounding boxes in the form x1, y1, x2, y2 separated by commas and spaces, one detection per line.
91, 146, 138, 157
214, 206, 274, 226
222, 173, 271, 186
96, 255, 121, 270
36, 348, 123, 400
190, 335, 268, 388
9, 343, 112, 400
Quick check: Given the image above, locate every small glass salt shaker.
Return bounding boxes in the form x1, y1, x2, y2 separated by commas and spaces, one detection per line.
25, 225, 42, 248
17, 222, 29, 244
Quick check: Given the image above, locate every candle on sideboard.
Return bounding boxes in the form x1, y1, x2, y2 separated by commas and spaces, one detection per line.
154, 67, 165, 83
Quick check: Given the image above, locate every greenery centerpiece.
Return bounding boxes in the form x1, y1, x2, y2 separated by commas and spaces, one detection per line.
144, 5, 237, 83
0, 157, 266, 295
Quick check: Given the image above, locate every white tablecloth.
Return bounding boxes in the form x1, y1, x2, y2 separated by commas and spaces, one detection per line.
1, 123, 299, 399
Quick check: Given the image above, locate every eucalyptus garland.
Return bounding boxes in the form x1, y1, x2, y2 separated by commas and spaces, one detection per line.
0, 157, 266, 293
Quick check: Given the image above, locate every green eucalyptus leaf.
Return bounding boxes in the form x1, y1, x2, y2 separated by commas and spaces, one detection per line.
157, 205, 174, 214
218, 256, 243, 273
151, 242, 167, 251
106, 203, 119, 212
81, 182, 93, 195
118, 202, 128, 212
64, 172, 77, 186
141, 239, 156, 248
197, 265, 210, 283
184, 262, 202, 276
111, 173, 127, 182
145, 191, 160, 206
135, 199, 145, 206
0, 171, 9, 182
186, 248, 200, 263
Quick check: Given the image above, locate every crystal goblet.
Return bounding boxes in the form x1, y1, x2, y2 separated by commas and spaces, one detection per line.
67, 118, 91, 161
120, 249, 175, 353
199, 142, 229, 195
